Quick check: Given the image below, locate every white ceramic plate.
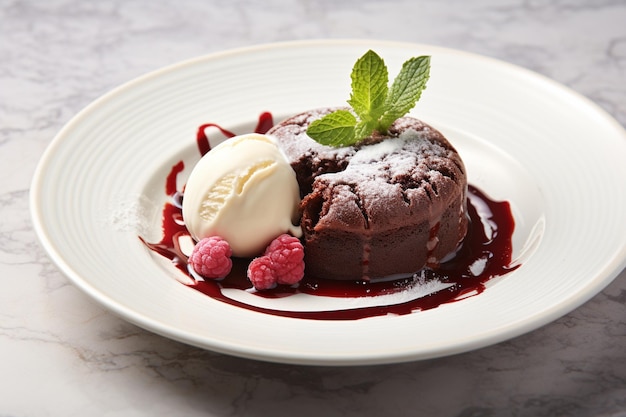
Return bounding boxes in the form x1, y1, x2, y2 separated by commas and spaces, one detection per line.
31, 40, 626, 365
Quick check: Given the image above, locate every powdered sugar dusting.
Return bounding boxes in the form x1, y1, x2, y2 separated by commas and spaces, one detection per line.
351, 137, 406, 163
317, 130, 454, 203
108, 195, 156, 236
386, 271, 455, 306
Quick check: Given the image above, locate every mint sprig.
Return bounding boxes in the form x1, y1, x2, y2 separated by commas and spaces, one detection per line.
306, 50, 431, 147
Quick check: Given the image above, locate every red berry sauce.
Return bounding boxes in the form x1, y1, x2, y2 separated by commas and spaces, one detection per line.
141, 113, 519, 320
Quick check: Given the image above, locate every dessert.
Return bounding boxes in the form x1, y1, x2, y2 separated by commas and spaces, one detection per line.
140, 50, 519, 320
268, 108, 467, 280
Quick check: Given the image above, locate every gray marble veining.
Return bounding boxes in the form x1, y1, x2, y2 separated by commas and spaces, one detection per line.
1, 0, 625, 415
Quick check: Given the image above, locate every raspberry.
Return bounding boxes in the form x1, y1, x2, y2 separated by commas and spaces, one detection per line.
247, 256, 277, 290
246, 234, 305, 290
264, 234, 305, 285
188, 236, 233, 279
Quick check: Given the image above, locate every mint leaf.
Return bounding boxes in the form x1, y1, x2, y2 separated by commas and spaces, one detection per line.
305, 50, 431, 148
306, 110, 357, 146
347, 50, 388, 122
354, 118, 378, 141
379, 56, 430, 130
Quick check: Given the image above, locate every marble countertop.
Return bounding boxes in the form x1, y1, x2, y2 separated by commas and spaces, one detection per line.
2, 0, 625, 415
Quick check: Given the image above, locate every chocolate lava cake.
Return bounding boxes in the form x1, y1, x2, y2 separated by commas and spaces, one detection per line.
268, 108, 468, 281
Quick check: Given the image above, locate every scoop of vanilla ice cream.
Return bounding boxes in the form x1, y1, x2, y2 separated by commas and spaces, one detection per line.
182, 133, 302, 258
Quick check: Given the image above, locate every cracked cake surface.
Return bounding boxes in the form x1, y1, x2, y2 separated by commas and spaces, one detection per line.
268, 108, 468, 281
